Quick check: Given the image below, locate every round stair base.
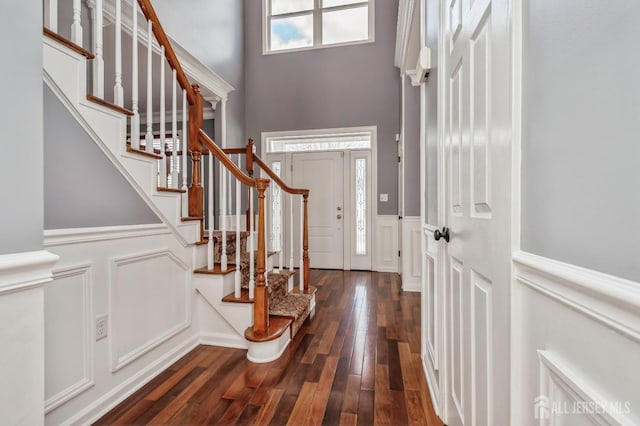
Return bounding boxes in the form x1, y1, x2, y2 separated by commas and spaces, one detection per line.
246, 330, 291, 363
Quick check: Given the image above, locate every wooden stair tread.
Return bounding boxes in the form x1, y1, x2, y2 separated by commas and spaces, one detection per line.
157, 186, 186, 193
292, 285, 317, 297
244, 317, 292, 343
43, 27, 95, 59
86, 94, 134, 116
194, 264, 236, 275
222, 289, 252, 304
126, 145, 163, 159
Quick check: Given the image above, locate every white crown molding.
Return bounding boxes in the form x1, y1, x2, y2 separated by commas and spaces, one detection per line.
0, 250, 60, 294
44, 224, 170, 247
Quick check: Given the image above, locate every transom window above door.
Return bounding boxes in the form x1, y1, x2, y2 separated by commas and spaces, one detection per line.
264, 0, 374, 54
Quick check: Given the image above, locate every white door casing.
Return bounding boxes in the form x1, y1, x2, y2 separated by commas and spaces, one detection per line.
292, 151, 345, 269
440, 0, 512, 425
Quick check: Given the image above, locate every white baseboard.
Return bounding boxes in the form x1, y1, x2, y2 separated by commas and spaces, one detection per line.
200, 332, 248, 350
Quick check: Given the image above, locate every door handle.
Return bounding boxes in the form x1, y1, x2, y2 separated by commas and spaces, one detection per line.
337, 214, 342, 219
434, 227, 450, 243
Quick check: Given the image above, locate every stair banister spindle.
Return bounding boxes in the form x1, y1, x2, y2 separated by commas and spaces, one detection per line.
249, 186, 255, 299
44, 0, 58, 32
289, 192, 294, 272
235, 155, 241, 298
299, 195, 304, 291
171, 69, 178, 187
93, 0, 104, 98
71, 0, 82, 45
131, 0, 140, 150
220, 97, 228, 271
159, 48, 166, 187
278, 182, 284, 272
303, 192, 310, 292
264, 181, 269, 290
207, 151, 214, 269
181, 89, 189, 215
114, 0, 123, 106
145, 19, 154, 151
253, 179, 270, 337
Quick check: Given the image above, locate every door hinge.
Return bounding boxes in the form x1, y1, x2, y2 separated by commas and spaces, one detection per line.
398, 250, 401, 257
398, 156, 401, 163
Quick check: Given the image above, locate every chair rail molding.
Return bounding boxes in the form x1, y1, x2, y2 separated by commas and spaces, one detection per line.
0, 250, 60, 294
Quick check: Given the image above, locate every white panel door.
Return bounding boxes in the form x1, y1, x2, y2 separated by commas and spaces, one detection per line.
292, 151, 344, 269
440, 0, 512, 425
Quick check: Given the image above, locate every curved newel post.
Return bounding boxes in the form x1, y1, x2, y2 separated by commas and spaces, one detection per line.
303, 191, 310, 292
253, 178, 271, 337
188, 84, 204, 218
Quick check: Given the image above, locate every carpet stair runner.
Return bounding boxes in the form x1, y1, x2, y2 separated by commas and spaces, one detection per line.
210, 231, 315, 338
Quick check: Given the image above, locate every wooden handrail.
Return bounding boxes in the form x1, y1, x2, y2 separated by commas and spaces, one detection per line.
253, 155, 309, 196
136, 0, 195, 105
222, 148, 246, 155
198, 130, 257, 187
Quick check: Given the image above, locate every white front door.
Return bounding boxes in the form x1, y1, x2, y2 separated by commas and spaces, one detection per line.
292, 151, 344, 269
440, 0, 512, 425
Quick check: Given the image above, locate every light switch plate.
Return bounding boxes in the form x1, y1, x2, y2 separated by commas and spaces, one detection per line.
379, 193, 388, 202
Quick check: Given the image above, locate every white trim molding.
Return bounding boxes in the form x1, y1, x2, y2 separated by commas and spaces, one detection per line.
45, 224, 170, 247
0, 250, 60, 294
513, 251, 640, 343
374, 215, 399, 273
401, 216, 422, 291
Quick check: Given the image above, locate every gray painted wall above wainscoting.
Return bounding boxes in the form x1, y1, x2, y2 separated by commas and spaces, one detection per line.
44, 85, 160, 229
521, 0, 640, 282
244, 0, 401, 215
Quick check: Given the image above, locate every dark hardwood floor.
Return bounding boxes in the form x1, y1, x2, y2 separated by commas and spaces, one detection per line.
95, 269, 443, 425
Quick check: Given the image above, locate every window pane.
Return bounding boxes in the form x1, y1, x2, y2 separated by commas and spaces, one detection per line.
355, 158, 367, 255
268, 132, 371, 153
323, 0, 367, 8
322, 5, 368, 45
271, 0, 314, 15
270, 14, 313, 51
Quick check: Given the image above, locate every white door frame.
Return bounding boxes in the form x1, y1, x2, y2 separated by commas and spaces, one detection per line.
261, 126, 378, 271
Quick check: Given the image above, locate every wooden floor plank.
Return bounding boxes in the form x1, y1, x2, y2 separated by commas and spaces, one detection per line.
95, 270, 443, 426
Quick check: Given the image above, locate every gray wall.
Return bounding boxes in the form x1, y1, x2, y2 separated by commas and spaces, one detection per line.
0, 1, 44, 255
152, 0, 246, 147
244, 0, 401, 215
44, 86, 160, 229
521, 0, 640, 282
404, 76, 421, 217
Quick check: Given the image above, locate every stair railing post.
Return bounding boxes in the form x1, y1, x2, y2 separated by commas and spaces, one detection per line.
278, 182, 284, 272
303, 191, 310, 292
245, 139, 254, 231
248, 184, 255, 299
299, 195, 303, 291
144, 19, 153, 150
207, 151, 214, 270
181, 89, 189, 215
44, 0, 58, 32
220, 97, 228, 270
171, 69, 178, 187
254, 178, 270, 337
188, 84, 204, 218
289, 192, 294, 272
114, 0, 123, 106
71, 0, 82, 45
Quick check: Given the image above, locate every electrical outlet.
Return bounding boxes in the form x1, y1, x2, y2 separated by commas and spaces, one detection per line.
96, 315, 108, 341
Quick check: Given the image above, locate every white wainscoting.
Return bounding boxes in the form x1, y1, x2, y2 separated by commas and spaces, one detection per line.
401, 217, 422, 291
110, 249, 191, 371
374, 215, 399, 273
0, 250, 59, 426
45, 264, 94, 413
43, 225, 204, 426
512, 251, 640, 425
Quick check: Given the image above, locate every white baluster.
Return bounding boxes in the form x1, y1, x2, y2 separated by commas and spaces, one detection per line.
171, 69, 178, 187
145, 20, 154, 151
264, 186, 270, 289
131, 1, 140, 150
235, 156, 241, 298
44, 0, 58, 32
220, 98, 228, 271
93, 0, 104, 98
181, 89, 189, 216
113, 0, 123, 106
278, 184, 284, 273
158, 50, 166, 187
207, 153, 214, 270
299, 195, 303, 291
71, 0, 82, 45
289, 192, 294, 272
249, 186, 255, 299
